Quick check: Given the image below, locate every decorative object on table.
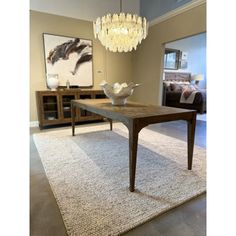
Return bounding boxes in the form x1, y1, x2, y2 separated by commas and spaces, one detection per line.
100, 80, 140, 105
46, 74, 59, 91
93, 0, 148, 52
43, 33, 93, 87
66, 80, 70, 89
192, 74, 204, 85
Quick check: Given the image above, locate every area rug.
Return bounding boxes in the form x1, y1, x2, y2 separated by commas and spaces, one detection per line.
33, 123, 206, 236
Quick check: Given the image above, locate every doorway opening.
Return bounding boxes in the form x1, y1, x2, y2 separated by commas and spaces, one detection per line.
161, 33, 206, 118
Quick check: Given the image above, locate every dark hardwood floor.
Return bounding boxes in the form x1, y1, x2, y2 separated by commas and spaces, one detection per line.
30, 119, 206, 236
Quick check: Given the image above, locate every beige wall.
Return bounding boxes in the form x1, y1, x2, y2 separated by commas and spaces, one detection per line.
30, 10, 132, 121
131, 3, 206, 105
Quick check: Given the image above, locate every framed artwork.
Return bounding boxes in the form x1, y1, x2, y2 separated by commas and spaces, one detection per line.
164, 48, 180, 70
180, 60, 188, 69
179, 51, 188, 69
43, 33, 93, 87
181, 51, 188, 60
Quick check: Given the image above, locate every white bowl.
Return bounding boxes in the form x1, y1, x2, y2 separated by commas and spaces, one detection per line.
100, 81, 140, 105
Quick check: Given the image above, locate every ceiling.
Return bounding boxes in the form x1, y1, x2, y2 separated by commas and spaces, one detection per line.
30, 0, 199, 22
30, 0, 140, 22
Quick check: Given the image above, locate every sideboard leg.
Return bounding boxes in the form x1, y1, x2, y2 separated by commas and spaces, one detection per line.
71, 104, 76, 136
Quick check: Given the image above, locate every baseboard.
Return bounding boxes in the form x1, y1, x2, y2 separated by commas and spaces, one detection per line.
150, 0, 206, 26
30, 121, 39, 128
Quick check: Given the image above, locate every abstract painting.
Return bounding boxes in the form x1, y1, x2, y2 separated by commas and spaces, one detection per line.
43, 33, 93, 87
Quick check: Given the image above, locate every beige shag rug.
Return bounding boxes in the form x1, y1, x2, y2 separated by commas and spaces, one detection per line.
33, 123, 206, 236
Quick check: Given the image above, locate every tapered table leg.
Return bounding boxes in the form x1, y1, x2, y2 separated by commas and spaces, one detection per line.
107, 118, 113, 131
71, 103, 76, 136
187, 112, 196, 170
129, 123, 139, 192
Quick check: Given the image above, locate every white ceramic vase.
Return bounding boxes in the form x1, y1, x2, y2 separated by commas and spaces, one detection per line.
47, 74, 59, 91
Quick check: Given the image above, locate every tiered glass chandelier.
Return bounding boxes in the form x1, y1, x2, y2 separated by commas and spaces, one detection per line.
93, 0, 149, 52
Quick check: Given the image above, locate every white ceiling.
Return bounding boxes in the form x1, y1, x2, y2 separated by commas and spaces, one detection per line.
30, 0, 140, 22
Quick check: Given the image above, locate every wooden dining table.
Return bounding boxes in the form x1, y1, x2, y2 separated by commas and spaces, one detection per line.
71, 99, 196, 192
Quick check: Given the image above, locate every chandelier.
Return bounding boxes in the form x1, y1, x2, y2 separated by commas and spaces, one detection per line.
93, 0, 149, 53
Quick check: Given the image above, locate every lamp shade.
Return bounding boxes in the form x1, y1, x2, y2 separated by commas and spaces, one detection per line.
192, 74, 204, 81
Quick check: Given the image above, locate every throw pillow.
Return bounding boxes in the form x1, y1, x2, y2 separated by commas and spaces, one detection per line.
182, 85, 197, 99
170, 83, 184, 92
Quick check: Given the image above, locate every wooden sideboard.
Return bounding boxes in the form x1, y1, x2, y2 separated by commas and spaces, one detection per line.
36, 89, 106, 129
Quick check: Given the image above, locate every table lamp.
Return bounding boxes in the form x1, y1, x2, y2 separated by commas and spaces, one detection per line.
192, 74, 203, 85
